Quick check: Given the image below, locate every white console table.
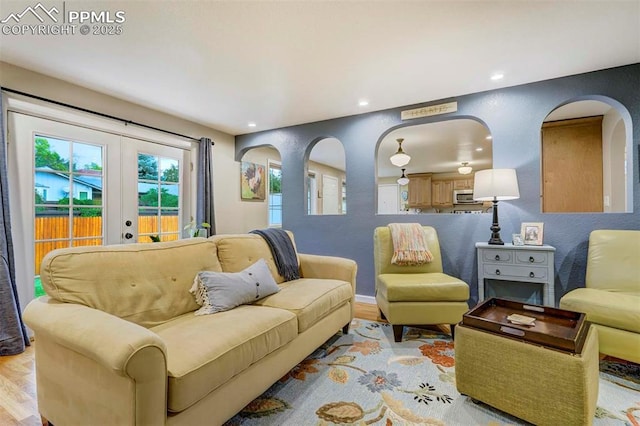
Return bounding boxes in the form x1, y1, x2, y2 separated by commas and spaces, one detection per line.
475, 243, 556, 307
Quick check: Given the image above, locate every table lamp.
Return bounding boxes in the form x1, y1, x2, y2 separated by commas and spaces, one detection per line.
473, 169, 520, 245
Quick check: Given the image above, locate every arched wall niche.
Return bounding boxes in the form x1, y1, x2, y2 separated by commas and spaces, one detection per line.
375, 117, 493, 214
304, 137, 346, 215
239, 144, 282, 227
540, 96, 633, 213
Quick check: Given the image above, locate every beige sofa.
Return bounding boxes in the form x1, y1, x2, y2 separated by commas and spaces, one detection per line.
24, 233, 357, 426
559, 229, 640, 364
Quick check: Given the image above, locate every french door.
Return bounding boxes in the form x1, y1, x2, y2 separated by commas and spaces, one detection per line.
8, 112, 190, 310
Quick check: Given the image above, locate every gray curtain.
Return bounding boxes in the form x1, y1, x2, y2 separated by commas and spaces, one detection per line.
0, 92, 30, 355
196, 137, 216, 235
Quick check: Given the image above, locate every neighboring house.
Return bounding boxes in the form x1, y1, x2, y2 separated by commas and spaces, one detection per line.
35, 167, 102, 202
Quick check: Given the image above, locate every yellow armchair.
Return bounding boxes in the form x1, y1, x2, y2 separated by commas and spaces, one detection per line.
560, 230, 640, 363
374, 226, 470, 341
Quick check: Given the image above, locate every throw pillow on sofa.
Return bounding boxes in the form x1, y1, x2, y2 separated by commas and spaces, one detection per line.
190, 258, 280, 315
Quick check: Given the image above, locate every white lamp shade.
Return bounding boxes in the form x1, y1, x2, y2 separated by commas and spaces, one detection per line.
390, 152, 411, 167
473, 169, 520, 201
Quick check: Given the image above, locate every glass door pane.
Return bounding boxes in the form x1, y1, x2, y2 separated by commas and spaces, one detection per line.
123, 138, 189, 243
34, 136, 105, 295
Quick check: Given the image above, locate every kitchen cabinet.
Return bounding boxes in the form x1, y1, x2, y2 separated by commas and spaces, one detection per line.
407, 173, 432, 208
453, 178, 474, 190
431, 179, 454, 207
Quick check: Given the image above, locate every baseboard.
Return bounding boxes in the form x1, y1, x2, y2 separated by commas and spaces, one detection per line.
355, 294, 376, 305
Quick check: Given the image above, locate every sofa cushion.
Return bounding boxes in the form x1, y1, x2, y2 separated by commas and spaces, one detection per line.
211, 233, 299, 284
377, 273, 469, 302
190, 258, 280, 315
151, 305, 298, 413
255, 278, 352, 332
560, 288, 640, 333
40, 238, 222, 328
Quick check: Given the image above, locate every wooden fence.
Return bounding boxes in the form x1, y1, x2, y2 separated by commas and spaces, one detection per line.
34, 216, 179, 274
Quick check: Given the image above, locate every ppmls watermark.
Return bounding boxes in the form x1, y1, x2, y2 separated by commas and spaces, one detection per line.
1, 2, 126, 36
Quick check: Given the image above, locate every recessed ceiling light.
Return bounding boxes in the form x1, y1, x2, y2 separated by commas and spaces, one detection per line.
358, 99, 369, 107
490, 73, 504, 81
476, 147, 483, 152
248, 122, 256, 128
485, 135, 493, 140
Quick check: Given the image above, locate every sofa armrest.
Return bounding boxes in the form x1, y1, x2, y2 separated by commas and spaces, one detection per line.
23, 297, 167, 425
299, 254, 357, 320
299, 253, 357, 288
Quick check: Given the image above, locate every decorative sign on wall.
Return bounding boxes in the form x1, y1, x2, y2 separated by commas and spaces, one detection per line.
401, 101, 458, 120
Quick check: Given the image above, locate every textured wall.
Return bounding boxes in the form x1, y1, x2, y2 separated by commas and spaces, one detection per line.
236, 64, 640, 305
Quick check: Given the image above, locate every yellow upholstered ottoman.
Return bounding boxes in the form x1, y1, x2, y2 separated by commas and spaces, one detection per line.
455, 324, 599, 426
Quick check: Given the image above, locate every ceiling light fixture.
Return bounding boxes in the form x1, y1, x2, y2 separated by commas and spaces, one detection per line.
358, 99, 369, 107
397, 168, 409, 186
475, 147, 483, 152
248, 122, 256, 128
485, 135, 493, 140
490, 73, 504, 81
390, 138, 411, 167
458, 162, 473, 175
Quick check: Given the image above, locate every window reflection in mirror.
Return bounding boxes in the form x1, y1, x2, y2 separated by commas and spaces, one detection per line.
306, 138, 346, 215
541, 100, 631, 213
376, 119, 492, 214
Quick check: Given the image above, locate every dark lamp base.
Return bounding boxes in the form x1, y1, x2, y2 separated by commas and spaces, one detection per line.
487, 199, 504, 245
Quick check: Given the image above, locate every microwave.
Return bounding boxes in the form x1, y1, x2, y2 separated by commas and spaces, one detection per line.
453, 189, 479, 204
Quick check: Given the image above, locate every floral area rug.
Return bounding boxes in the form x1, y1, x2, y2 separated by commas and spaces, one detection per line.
225, 319, 640, 425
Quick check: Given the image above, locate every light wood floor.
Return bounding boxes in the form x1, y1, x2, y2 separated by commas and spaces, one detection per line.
0, 302, 381, 425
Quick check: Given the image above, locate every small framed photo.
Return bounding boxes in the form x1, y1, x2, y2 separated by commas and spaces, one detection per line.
512, 234, 524, 246
521, 222, 544, 246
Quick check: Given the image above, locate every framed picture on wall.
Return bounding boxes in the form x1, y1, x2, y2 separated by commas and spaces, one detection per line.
521, 222, 544, 246
241, 161, 266, 201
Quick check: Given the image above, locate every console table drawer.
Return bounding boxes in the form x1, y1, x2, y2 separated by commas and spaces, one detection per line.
483, 264, 548, 281
515, 252, 548, 265
481, 249, 513, 263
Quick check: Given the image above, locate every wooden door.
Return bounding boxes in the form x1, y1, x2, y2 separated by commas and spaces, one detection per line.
541, 116, 603, 212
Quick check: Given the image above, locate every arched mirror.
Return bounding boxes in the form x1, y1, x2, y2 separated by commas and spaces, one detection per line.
541, 100, 632, 213
306, 138, 346, 215
377, 119, 492, 214
240, 146, 282, 227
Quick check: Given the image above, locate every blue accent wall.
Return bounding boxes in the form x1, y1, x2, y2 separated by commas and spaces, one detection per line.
235, 64, 640, 306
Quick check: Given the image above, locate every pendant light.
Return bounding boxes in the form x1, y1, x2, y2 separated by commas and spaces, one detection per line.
458, 162, 473, 175
397, 168, 409, 186
390, 138, 411, 167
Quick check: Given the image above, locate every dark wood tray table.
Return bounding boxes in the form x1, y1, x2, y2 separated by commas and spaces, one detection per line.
462, 297, 590, 354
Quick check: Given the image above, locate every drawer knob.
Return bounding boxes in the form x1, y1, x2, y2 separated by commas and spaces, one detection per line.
529, 272, 535, 278
529, 256, 535, 263
495, 255, 500, 261
495, 269, 501, 276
